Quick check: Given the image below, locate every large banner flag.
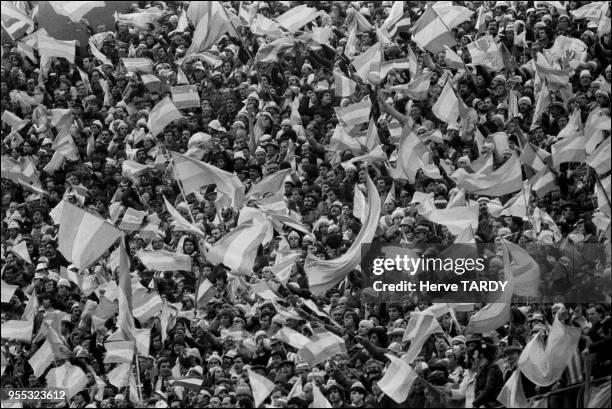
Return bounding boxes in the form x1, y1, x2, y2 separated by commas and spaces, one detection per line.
452, 153, 522, 197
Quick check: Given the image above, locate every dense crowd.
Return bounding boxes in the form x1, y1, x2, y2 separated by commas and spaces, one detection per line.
1, 1, 611, 408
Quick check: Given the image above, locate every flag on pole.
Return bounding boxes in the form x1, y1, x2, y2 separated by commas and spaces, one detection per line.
162, 196, 204, 236
334, 97, 372, 131
432, 80, 460, 125
551, 133, 586, 170
186, 2, 238, 55
147, 97, 183, 137
118, 207, 147, 231
497, 370, 529, 408
170, 151, 244, 208
275, 4, 321, 33
196, 279, 215, 308
502, 240, 540, 298
37, 33, 77, 63
587, 136, 611, 175
272, 326, 311, 350
116, 237, 135, 340
390, 71, 434, 101
245, 168, 292, 202
402, 311, 444, 363
411, 6, 457, 53
46, 362, 89, 399
451, 153, 523, 197
352, 43, 383, 82
312, 383, 333, 408
297, 331, 347, 366
1, 2, 33, 39
333, 71, 357, 97
529, 167, 558, 197
467, 35, 504, 71
444, 45, 465, 70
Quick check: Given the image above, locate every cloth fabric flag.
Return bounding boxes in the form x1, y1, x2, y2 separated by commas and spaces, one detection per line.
247, 368, 276, 407
114, 8, 163, 31
118, 207, 147, 231
163, 196, 204, 236
432, 2, 474, 28
305, 175, 380, 295
186, 2, 238, 55
344, 23, 358, 59
402, 311, 444, 363
518, 319, 582, 386
9, 240, 32, 264
89, 40, 112, 66
48, 1, 105, 23
378, 354, 419, 404
170, 151, 244, 208
411, 6, 457, 53
587, 136, 611, 175
380, 58, 413, 78
122, 57, 154, 73
196, 279, 215, 308
502, 240, 540, 298
467, 35, 503, 71
334, 97, 371, 131
432, 80, 460, 125
117, 237, 135, 340
272, 326, 311, 350
492, 184, 531, 218
532, 81, 552, 127
168, 376, 204, 389
1, 280, 18, 303
171, 85, 200, 109
147, 97, 183, 137
418, 199, 479, 236
365, 119, 381, 152
275, 4, 321, 33
254, 36, 295, 63
529, 167, 558, 197
520, 143, 550, 174
497, 370, 529, 408
46, 362, 88, 399
390, 71, 434, 100
250, 14, 284, 39
444, 45, 465, 70
551, 133, 586, 170
297, 331, 347, 366
1, 318, 33, 343
59, 266, 97, 295
379, 0, 405, 36
205, 220, 268, 275
596, 175, 611, 217
137, 250, 192, 272
392, 128, 430, 183
466, 287, 513, 334
245, 168, 292, 202
57, 201, 121, 271
1, 155, 39, 187
532, 207, 562, 243
141, 73, 161, 93
333, 71, 357, 97
28, 340, 54, 377
535, 63, 570, 91
312, 383, 333, 408
1, 2, 34, 39
1, 111, 29, 133
107, 362, 131, 388
352, 43, 382, 82
451, 153, 522, 197
37, 33, 76, 63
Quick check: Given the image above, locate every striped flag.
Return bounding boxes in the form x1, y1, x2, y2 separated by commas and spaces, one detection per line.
118, 207, 147, 231
250, 14, 284, 38
466, 288, 512, 334
49, 1, 105, 23
37, 33, 76, 63
89, 39, 112, 66
529, 168, 557, 197
391, 71, 434, 101
122, 57, 154, 73
334, 97, 371, 130
305, 175, 380, 295
378, 354, 419, 404
170, 151, 244, 208
492, 183, 531, 218
59, 266, 97, 295
587, 136, 611, 175
275, 4, 321, 33
571, 2, 609, 20
380, 58, 413, 78
452, 153, 523, 197
0, 318, 33, 343
418, 199, 479, 236
273, 326, 311, 349
122, 159, 155, 184
532, 81, 552, 127
551, 133, 586, 170
16, 41, 37, 62
205, 220, 268, 275
402, 311, 444, 363
171, 85, 200, 109
1, 2, 33, 40
297, 331, 347, 366
596, 175, 611, 217
187, 2, 238, 55
103, 340, 134, 364
46, 362, 89, 399
246, 168, 292, 202
444, 45, 465, 70
352, 42, 382, 83
497, 370, 529, 408
1, 156, 40, 187
432, 80, 460, 125
169, 376, 204, 389
502, 240, 540, 298
467, 35, 503, 71
411, 6, 457, 53
137, 250, 192, 272
535, 63, 570, 91
177, 67, 189, 85
432, 2, 474, 28
147, 97, 183, 137
140, 74, 161, 93
333, 71, 357, 97
380, 1, 405, 36
28, 340, 55, 377
1, 110, 29, 132
57, 201, 121, 271
114, 8, 163, 31
196, 279, 215, 308
76, 67, 91, 94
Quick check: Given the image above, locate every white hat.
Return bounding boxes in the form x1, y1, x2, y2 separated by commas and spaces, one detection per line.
36, 262, 48, 271
58, 278, 71, 288
234, 151, 246, 160
208, 119, 226, 132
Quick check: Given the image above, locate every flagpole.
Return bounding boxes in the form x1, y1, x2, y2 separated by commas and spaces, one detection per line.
134, 349, 143, 404
595, 173, 612, 211
167, 152, 197, 224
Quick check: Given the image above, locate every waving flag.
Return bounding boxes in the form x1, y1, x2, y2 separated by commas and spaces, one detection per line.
596, 175, 611, 217
247, 369, 276, 407
122, 57, 154, 73
170, 151, 244, 208
418, 199, 479, 236
334, 71, 357, 97
297, 331, 347, 365
46, 362, 89, 399
432, 80, 460, 125
206, 220, 268, 275
48, 1, 105, 23
334, 97, 372, 131
137, 250, 192, 272
411, 6, 456, 53
116, 237, 135, 340
273, 326, 311, 349
305, 175, 380, 295
452, 153, 523, 197
391, 71, 434, 101
497, 370, 529, 408
196, 279, 215, 308
171, 85, 200, 109
37, 33, 76, 63
187, 2, 238, 55
246, 168, 292, 202
551, 133, 586, 170
502, 240, 540, 298
148, 97, 183, 137
275, 4, 321, 33
1, 2, 33, 39
535, 63, 570, 91
163, 196, 204, 236
467, 35, 503, 71
57, 201, 121, 271
352, 43, 382, 82
587, 137, 611, 175
402, 311, 444, 363
378, 354, 419, 404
